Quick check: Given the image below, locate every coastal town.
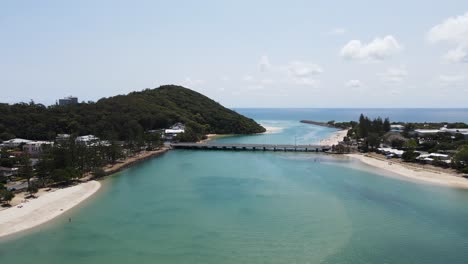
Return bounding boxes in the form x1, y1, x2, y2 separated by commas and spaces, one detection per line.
2, 111, 468, 212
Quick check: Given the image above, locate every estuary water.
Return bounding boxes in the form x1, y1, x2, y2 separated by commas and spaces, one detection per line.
1, 108, 468, 264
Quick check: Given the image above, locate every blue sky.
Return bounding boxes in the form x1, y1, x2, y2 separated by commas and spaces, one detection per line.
1, 0, 468, 107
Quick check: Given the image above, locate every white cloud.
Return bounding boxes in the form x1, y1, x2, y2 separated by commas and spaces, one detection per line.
258, 55, 272, 72
443, 46, 468, 63
242, 75, 254, 82
293, 77, 319, 87
340, 35, 402, 61
379, 67, 408, 83
260, 79, 275, 85
287, 61, 323, 77
428, 12, 468, 63
329, 28, 346, 35
286, 61, 323, 87
181, 77, 205, 87
428, 12, 468, 43
220, 75, 230, 81
345, 79, 363, 88
438, 74, 465, 86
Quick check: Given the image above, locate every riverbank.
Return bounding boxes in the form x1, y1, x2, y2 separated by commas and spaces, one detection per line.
0, 181, 101, 238
348, 153, 468, 189
0, 147, 171, 239
101, 147, 170, 176
320, 129, 349, 146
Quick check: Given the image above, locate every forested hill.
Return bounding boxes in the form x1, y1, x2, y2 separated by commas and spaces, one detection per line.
0, 85, 265, 141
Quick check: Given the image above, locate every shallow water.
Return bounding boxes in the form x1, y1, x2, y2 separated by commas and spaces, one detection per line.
2, 109, 468, 263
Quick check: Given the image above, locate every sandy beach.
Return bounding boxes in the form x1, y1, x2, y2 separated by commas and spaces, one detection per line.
0, 181, 101, 238
263, 126, 283, 134
319, 129, 348, 146
348, 153, 468, 189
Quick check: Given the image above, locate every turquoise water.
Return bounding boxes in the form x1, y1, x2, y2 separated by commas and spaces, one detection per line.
235, 108, 468, 123
2, 109, 468, 263
214, 120, 338, 145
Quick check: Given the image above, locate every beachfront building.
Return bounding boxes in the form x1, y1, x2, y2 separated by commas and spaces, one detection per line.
414, 127, 468, 138
22, 141, 54, 157
1, 138, 34, 148
164, 123, 185, 141
0, 166, 18, 178
58, 96, 78, 106
377, 147, 404, 158
416, 153, 451, 164
56, 134, 71, 142
390, 124, 405, 133
75, 135, 99, 145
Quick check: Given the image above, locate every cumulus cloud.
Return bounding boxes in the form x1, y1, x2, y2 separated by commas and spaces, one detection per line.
443, 46, 468, 63
181, 77, 205, 87
438, 74, 465, 86
428, 12, 468, 63
258, 55, 272, 72
379, 67, 408, 83
328, 28, 346, 35
287, 61, 323, 77
345, 79, 363, 88
340, 35, 402, 61
286, 61, 323, 87
242, 75, 254, 82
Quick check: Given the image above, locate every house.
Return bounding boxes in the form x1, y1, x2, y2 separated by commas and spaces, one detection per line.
377, 147, 404, 158
416, 153, 451, 164
75, 135, 99, 145
22, 141, 54, 157
56, 134, 71, 141
58, 96, 78, 106
414, 129, 440, 136
414, 127, 468, 138
1, 138, 34, 148
164, 123, 185, 141
390, 124, 405, 132
0, 166, 18, 178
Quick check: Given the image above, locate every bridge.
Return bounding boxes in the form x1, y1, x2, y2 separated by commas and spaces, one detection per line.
170, 143, 331, 152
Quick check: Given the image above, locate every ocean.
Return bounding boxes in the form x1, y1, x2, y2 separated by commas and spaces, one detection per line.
1, 108, 468, 264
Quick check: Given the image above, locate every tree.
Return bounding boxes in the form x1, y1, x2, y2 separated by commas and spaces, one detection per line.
27, 183, 39, 198
0, 189, 14, 205
18, 154, 34, 191
367, 133, 381, 150
383, 118, 391, 132
402, 150, 419, 162
453, 145, 468, 171
403, 139, 418, 149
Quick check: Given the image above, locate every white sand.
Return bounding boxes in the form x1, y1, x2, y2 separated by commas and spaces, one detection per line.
348, 154, 468, 189
319, 129, 348, 146
263, 126, 283, 134
0, 181, 101, 238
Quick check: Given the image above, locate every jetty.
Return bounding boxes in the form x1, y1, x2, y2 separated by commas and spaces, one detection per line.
171, 143, 331, 152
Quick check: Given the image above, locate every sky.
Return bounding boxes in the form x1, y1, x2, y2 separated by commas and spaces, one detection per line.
1, 0, 468, 107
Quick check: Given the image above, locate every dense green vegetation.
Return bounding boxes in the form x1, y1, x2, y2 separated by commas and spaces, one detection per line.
0, 85, 265, 142
339, 114, 468, 173
341, 114, 391, 152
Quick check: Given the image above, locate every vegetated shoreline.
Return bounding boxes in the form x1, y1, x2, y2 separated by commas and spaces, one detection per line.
300, 120, 338, 128
0, 147, 171, 239
347, 153, 468, 189
1, 128, 466, 239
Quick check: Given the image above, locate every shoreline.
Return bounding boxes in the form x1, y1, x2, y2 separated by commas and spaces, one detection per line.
347, 153, 468, 189
319, 129, 349, 146
101, 147, 170, 176
0, 181, 101, 238
0, 147, 170, 239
